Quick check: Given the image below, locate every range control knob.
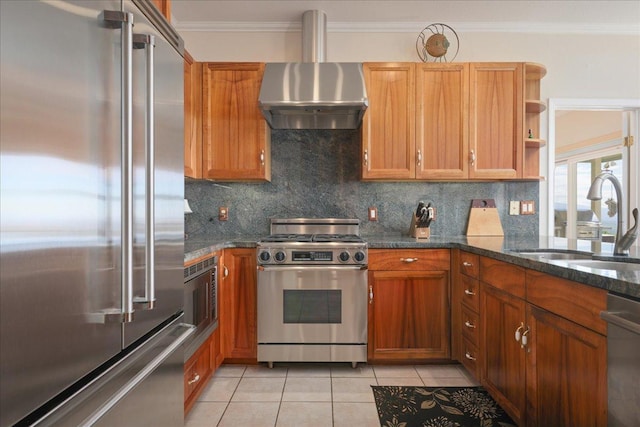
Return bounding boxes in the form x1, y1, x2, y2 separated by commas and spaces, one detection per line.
354, 251, 366, 263
274, 251, 286, 263
259, 251, 271, 262
338, 251, 350, 262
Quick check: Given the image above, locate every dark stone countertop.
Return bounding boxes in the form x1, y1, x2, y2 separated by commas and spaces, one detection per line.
185, 235, 640, 299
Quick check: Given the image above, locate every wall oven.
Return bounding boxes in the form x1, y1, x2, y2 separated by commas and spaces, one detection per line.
256, 219, 368, 368
183, 256, 218, 358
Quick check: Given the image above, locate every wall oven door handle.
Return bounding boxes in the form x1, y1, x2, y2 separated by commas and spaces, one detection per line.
258, 265, 368, 272
601, 310, 640, 335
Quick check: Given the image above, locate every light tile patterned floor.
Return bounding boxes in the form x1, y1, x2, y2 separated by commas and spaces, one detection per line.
185, 363, 479, 427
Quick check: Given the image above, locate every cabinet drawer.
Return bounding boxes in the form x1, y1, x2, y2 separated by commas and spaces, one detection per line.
184, 341, 212, 410
369, 249, 450, 271
461, 304, 480, 345
460, 337, 479, 379
459, 274, 479, 311
526, 270, 607, 335
479, 256, 525, 298
459, 252, 479, 278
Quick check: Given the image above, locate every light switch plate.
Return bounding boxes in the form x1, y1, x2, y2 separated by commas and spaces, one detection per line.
509, 201, 520, 215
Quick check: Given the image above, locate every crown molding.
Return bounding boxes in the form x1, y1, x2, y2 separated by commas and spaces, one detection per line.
173, 20, 640, 35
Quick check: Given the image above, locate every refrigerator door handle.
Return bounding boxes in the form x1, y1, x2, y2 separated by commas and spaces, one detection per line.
133, 33, 157, 310
100, 9, 135, 323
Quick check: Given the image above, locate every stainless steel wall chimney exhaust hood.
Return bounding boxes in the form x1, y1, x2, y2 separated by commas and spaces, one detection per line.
258, 10, 368, 130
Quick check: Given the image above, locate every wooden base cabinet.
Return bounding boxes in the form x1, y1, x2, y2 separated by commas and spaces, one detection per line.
477, 256, 607, 426
524, 270, 607, 426
220, 248, 257, 362
451, 250, 481, 378
525, 305, 607, 426
368, 249, 450, 362
481, 282, 527, 424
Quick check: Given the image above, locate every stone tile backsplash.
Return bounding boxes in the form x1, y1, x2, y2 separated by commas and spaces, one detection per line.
185, 129, 539, 239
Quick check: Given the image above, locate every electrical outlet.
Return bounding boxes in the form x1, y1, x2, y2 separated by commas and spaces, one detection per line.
521, 200, 535, 215
368, 207, 378, 221
509, 201, 520, 215
218, 207, 228, 221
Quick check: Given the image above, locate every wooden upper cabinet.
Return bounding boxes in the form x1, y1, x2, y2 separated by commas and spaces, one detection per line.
468, 62, 523, 179
183, 51, 202, 178
416, 63, 469, 179
202, 63, 271, 181
361, 63, 415, 180
362, 62, 537, 181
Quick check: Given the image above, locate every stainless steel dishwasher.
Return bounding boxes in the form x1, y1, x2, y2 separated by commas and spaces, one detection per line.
600, 293, 640, 427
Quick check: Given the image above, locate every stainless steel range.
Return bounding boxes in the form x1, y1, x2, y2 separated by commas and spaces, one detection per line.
257, 218, 368, 368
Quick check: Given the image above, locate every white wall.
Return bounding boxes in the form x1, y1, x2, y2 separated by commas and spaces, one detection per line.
181, 30, 640, 100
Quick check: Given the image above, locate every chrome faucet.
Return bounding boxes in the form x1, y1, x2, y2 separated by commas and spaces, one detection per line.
587, 171, 639, 256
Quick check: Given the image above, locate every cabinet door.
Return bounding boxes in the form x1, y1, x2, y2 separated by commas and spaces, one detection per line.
416, 63, 469, 179
525, 305, 607, 427
361, 63, 415, 180
368, 270, 449, 361
202, 63, 270, 181
481, 283, 526, 425
469, 63, 523, 179
183, 51, 202, 178
220, 248, 257, 361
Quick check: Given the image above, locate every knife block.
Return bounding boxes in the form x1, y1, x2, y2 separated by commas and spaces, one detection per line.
409, 214, 431, 239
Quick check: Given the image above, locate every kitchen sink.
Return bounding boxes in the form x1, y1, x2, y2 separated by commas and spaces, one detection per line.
558, 259, 640, 272
510, 249, 593, 261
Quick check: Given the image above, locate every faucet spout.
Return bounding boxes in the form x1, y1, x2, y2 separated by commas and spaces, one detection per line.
586, 171, 634, 256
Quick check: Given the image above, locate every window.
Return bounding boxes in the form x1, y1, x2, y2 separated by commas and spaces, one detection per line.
547, 100, 639, 251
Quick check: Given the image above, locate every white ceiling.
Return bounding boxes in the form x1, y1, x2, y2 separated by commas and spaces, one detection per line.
171, 1, 640, 33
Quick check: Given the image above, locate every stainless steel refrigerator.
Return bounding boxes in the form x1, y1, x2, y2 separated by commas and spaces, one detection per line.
0, 1, 191, 425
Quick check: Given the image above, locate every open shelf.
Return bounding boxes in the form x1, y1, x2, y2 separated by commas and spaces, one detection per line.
526, 100, 547, 113
525, 62, 547, 80
525, 138, 546, 148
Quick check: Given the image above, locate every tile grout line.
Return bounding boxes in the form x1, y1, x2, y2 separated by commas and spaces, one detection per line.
215, 365, 245, 427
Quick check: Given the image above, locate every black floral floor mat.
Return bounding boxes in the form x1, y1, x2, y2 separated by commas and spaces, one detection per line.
372, 386, 517, 427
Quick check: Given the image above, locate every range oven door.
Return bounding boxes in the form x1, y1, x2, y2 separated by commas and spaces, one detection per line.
257, 265, 368, 345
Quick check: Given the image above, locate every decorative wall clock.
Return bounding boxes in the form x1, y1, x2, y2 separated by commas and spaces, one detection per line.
416, 23, 459, 62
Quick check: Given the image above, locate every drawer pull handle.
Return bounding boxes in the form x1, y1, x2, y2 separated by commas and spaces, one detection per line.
464, 320, 476, 329
462, 261, 473, 267
521, 327, 530, 348
369, 285, 373, 304
465, 352, 476, 361
515, 322, 525, 342
400, 257, 418, 263
464, 289, 476, 296
187, 373, 200, 385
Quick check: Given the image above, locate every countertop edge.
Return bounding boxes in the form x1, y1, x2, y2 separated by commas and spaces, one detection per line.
185, 235, 639, 299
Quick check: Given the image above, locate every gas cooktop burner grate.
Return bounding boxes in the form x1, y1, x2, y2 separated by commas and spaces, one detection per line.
259, 234, 364, 243
260, 234, 314, 243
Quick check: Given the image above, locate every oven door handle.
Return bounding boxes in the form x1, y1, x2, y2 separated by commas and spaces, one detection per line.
258, 265, 368, 271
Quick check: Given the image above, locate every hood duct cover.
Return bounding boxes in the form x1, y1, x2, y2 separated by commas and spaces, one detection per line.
258, 11, 368, 130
